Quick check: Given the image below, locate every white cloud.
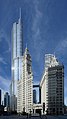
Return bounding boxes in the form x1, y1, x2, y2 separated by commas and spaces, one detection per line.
31, 0, 46, 63
55, 38, 67, 55
4, 47, 11, 54
33, 80, 39, 85
32, 0, 42, 38
0, 76, 11, 92
0, 30, 11, 53
0, 57, 7, 65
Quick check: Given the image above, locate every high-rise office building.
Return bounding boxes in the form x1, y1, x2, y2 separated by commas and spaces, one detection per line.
47, 65, 64, 115
40, 54, 64, 115
1, 89, 5, 106
10, 9, 23, 111
0, 90, 1, 106
17, 47, 33, 114
0, 89, 6, 113
4, 92, 10, 110
33, 90, 37, 104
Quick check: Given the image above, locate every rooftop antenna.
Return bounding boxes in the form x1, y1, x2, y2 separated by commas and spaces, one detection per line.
26, 43, 28, 49
54, 52, 55, 57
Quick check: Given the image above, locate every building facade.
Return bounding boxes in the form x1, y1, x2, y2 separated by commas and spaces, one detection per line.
0, 90, 1, 106
10, 10, 23, 111
17, 48, 33, 114
33, 90, 37, 104
1, 89, 5, 106
40, 54, 64, 115
4, 92, 10, 111
47, 65, 64, 115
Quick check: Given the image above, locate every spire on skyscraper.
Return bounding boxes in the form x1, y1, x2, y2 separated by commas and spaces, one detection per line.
25, 43, 28, 54
20, 8, 21, 20
26, 43, 28, 49
19, 8, 22, 23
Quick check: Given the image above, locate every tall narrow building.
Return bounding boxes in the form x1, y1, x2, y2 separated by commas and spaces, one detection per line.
4, 92, 10, 110
0, 90, 1, 106
33, 90, 37, 104
10, 9, 23, 111
17, 47, 33, 114
40, 54, 64, 115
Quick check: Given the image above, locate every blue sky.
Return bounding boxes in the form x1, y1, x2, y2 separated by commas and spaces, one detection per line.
0, 0, 67, 105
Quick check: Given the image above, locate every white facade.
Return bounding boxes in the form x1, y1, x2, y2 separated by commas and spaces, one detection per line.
45, 54, 59, 69
17, 48, 33, 114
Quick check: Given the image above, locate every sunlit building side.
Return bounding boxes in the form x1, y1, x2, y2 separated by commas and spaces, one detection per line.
17, 47, 33, 114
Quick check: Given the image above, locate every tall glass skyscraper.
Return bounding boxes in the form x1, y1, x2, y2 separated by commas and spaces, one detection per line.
12, 10, 23, 96
10, 10, 23, 111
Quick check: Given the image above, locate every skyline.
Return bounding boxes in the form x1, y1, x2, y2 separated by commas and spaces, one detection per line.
0, 0, 67, 105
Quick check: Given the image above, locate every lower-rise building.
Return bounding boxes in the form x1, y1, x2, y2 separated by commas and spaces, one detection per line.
4, 92, 10, 110
33, 90, 37, 104
0, 90, 1, 106
40, 54, 64, 115
46, 65, 64, 115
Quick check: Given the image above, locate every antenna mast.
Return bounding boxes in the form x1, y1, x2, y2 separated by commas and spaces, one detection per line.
20, 8, 21, 20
